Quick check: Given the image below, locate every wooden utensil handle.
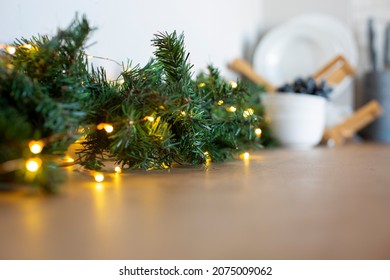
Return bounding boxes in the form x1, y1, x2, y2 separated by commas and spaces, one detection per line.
228, 58, 276, 92
324, 100, 382, 145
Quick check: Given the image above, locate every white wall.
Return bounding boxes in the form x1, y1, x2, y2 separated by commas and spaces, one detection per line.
1, 0, 264, 79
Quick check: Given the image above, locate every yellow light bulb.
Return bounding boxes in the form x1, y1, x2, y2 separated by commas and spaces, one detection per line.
24, 44, 32, 49
180, 111, 186, 116
227, 106, 237, 112
242, 152, 250, 160
6, 46, 16, 55
199, 82, 206, 87
217, 100, 224, 106
230, 81, 238, 89
255, 128, 262, 137
114, 166, 122, 173
145, 116, 155, 122
25, 158, 42, 172
97, 123, 105, 130
28, 140, 44, 154
103, 124, 114, 133
243, 110, 250, 118
64, 156, 75, 163
94, 173, 104, 182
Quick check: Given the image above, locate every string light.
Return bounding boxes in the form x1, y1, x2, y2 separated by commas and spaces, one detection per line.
145, 116, 155, 122
96, 123, 114, 133
103, 124, 114, 133
243, 108, 254, 118
226, 106, 237, 113
204, 151, 212, 167
28, 140, 44, 154
241, 152, 250, 160
25, 158, 42, 172
94, 173, 104, 182
85, 54, 122, 66
230, 81, 238, 89
6, 46, 16, 55
1, 39, 265, 183
64, 156, 75, 163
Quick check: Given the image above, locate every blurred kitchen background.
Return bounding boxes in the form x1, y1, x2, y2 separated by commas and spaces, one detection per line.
1, 0, 390, 136
2, 0, 388, 75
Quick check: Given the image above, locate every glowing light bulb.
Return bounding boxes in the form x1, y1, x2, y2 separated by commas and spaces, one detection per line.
6, 46, 16, 55
199, 82, 206, 87
114, 166, 122, 173
97, 123, 105, 130
227, 106, 237, 113
103, 124, 114, 133
94, 173, 104, 182
230, 81, 238, 89
242, 152, 250, 160
180, 111, 186, 116
217, 100, 224, 106
24, 44, 32, 49
255, 128, 262, 137
25, 158, 42, 172
28, 140, 44, 154
243, 111, 250, 118
64, 156, 75, 163
145, 116, 155, 122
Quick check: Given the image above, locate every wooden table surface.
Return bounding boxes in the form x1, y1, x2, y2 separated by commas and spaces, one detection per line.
1, 144, 390, 260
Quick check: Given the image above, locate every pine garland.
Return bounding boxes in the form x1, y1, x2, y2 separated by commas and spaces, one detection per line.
0, 16, 275, 192
0, 16, 92, 192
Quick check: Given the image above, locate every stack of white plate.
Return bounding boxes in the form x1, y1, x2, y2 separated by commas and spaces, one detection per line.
253, 14, 359, 127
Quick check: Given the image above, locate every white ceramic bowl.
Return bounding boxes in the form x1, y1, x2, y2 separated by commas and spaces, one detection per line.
262, 93, 326, 148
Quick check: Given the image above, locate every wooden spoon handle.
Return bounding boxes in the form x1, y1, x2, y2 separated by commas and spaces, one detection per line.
228, 58, 276, 92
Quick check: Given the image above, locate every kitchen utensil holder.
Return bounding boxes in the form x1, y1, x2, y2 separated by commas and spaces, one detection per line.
359, 70, 390, 142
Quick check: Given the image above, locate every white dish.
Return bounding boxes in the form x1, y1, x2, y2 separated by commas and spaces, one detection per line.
262, 93, 326, 149
289, 14, 358, 68
253, 14, 358, 87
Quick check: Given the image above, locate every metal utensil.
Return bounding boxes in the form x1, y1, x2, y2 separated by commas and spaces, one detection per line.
368, 18, 377, 71
384, 22, 390, 69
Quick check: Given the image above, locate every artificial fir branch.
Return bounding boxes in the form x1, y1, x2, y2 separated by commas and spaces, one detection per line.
0, 16, 92, 191
1, 16, 276, 192
77, 31, 273, 170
